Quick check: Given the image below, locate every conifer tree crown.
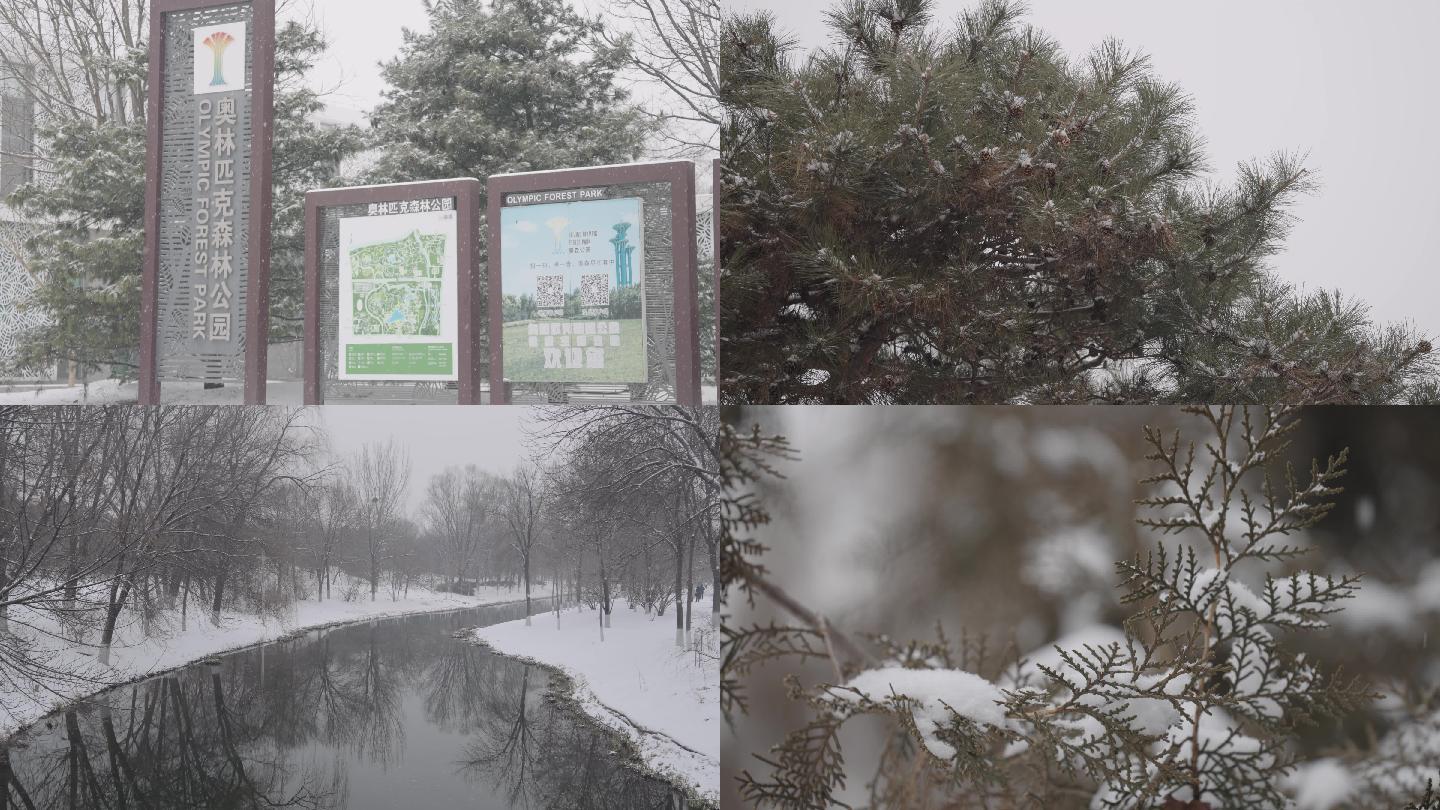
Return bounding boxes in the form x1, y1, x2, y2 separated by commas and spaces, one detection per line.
720, 0, 1438, 405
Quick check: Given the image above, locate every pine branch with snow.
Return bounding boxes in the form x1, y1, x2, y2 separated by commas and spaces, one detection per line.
720, 0, 1439, 405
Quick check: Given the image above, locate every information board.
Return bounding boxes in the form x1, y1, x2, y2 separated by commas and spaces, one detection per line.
487, 161, 700, 405
336, 200, 460, 381
303, 178, 481, 405
498, 196, 647, 383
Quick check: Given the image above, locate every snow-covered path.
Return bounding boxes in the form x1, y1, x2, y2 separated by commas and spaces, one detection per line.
0, 577, 552, 740
470, 599, 719, 805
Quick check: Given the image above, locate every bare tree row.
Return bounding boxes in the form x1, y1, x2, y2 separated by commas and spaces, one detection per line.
0, 406, 315, 690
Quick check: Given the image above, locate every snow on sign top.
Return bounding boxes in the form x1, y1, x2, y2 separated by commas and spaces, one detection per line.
492, 158, 689, 179
504, 188, 606, 206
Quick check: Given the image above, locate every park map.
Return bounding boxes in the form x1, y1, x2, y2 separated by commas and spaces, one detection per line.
348, 230, 446, 337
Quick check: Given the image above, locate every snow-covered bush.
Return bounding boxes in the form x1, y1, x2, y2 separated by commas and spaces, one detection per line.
341, 577, 364, 603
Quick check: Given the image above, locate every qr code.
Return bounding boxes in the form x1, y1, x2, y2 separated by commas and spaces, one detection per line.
535, 275, 565, 309
580, 273, 610, 308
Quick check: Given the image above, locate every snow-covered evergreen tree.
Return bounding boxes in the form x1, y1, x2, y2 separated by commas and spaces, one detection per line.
719, 0, 1438, 405
6, 21, 362, 374
365, 0, 651, 185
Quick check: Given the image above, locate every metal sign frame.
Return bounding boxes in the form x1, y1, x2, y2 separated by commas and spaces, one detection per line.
303, 178, 483, 405
713, 157, 720, 378
487, 160, 700, 405
139, 0, 276, 405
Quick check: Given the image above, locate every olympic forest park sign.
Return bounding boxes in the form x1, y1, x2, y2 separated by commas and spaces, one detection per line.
139, 0, 276, 404
302, 161, 703, 405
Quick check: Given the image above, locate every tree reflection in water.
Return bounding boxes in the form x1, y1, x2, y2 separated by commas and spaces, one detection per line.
0, 604, 698, 809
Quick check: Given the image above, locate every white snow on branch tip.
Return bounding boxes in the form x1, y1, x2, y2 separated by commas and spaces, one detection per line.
835, 667, 1009, 760
1282, 758, 1356, 810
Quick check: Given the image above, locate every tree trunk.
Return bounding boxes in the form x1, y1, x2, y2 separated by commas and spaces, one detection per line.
65, 528, 80, 612
599, 552, 612, 630
523, 551, 532, 626
99, 580, 131, 666
370, 554, 379, 602
644, 542, 653, 615
166, 568, 182, 603
685, 533, 696, 639
673, 536, 684, 645
212, 563, 227, 626
710, 540, 720, 628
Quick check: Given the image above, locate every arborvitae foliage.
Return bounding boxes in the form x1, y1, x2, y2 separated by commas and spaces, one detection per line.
719, 0, 1438, 405
7, 23, 362, 374
366, 0, 651, 185
1345, 708, 1440, 808
720, 418, 801, 717
1407, 781, 1439, 810
722, 406, 1375, 809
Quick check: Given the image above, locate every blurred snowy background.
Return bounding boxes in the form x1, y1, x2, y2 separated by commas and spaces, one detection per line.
722, 406, 1440, 809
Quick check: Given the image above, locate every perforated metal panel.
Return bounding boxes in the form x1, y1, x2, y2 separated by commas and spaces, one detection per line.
697, 191, 714, 263
697, 190, 715, 384
0, 221, 53, 381
155, 3, 253, 381
505, 180, 678, 404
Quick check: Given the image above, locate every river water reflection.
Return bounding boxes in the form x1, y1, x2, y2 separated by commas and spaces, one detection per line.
0, 601, 695, 809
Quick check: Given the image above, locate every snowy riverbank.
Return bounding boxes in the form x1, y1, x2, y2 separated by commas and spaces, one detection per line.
470, 598, 719, 805
0, 576, 552, 740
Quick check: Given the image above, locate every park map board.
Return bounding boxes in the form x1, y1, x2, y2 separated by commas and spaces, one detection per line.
337, 200, 459, 380
499, 195, 647, 384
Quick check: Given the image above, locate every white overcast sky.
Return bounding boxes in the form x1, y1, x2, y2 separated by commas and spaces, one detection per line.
723, 0, 1440, 339
303, 407, 534, 514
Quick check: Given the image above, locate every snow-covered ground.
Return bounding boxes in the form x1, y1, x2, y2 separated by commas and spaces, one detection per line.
0, 379, 303, 404
0, 379, 719, 404
470, 599, 719, 805
0, 575, 552, 740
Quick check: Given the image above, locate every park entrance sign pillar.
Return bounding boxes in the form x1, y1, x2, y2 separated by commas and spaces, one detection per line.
139, 0, 275, 405
303, 179, 482, 405
488, 160, 701, 405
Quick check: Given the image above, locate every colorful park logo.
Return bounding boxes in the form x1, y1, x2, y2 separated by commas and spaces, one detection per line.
192, 22, 246, 95
202, 31, 235, 86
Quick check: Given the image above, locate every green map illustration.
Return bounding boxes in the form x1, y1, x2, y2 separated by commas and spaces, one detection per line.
349, 230, 447, 337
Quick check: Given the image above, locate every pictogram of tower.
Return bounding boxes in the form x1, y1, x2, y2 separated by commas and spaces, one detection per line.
611, 222, 636, 287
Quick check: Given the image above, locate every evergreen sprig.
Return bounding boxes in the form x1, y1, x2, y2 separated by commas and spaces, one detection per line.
1405, 780, 1439, 810
723, 407, 1379, 809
